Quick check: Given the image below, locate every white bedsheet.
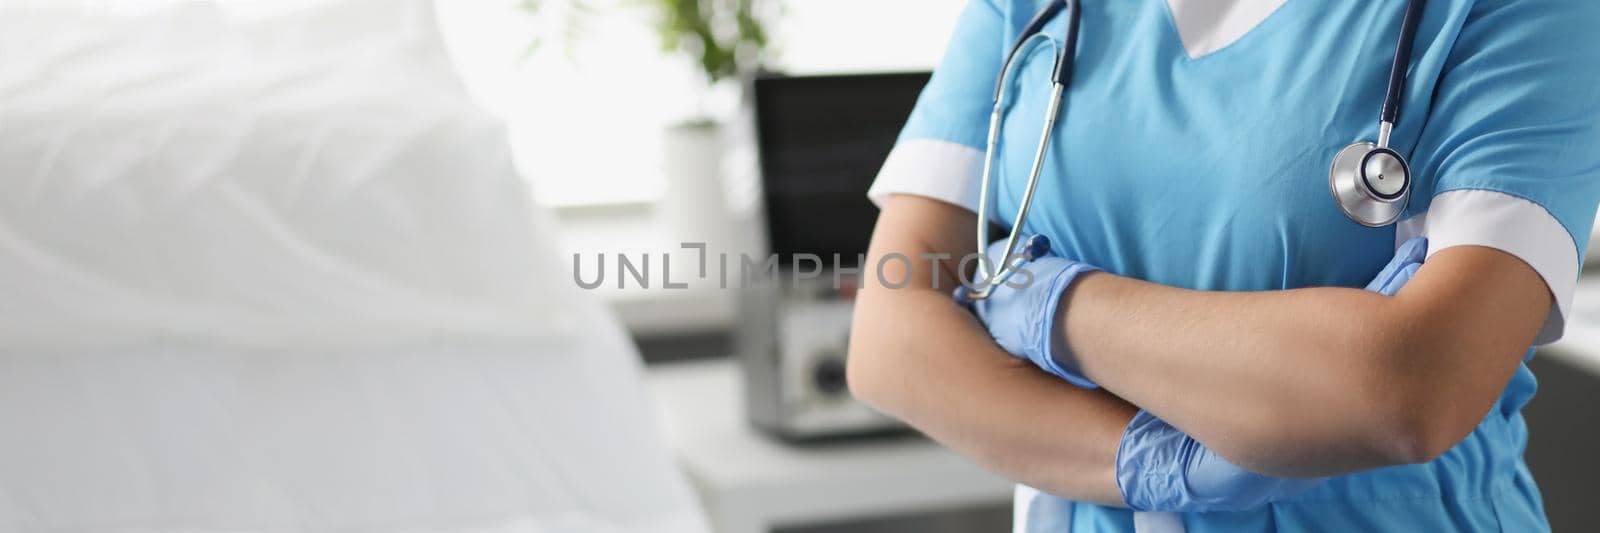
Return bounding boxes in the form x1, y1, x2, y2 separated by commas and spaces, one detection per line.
0, 0, 577, 349
0, 329, 704, 533
0, 1, 707, 531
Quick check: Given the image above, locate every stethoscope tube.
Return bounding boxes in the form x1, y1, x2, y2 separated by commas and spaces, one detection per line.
1380, 0, 1427, 131
990, 0, 1077, 100
971, 0, 1078, 301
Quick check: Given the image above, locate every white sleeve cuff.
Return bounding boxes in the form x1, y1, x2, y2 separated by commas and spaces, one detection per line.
1396, 189, 1579, 345
867, 138, 985, 213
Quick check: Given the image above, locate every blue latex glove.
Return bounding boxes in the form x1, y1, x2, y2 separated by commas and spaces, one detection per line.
1117, 410, 1324, 512
1116, 236, 1429, 512
1365, 236, 1428, 295
964, 238, 1100, 389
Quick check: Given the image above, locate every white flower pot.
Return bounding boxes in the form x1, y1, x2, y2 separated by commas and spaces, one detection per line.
661, 122, 729, 244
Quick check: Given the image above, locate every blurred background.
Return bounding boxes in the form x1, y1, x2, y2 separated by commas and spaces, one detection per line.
0, 1, 1594, 532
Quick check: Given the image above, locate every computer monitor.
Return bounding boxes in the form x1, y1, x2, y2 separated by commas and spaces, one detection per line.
753, 72, 932, 271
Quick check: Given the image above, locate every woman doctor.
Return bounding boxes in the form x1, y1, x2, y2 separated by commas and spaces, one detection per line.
846, 0, 1600, 531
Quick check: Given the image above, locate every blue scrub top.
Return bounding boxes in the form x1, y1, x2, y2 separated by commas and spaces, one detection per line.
894, 0, 1600, 531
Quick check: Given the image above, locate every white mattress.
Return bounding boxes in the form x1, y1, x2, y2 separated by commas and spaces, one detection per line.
0, 325, 705, 533
0, 0, 577, 349
0, 1, 707, 531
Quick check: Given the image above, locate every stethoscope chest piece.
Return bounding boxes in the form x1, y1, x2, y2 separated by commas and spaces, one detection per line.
1329, 141, 1411, 227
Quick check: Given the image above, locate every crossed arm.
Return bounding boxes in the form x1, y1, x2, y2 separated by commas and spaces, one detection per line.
847, 194, 1551, 503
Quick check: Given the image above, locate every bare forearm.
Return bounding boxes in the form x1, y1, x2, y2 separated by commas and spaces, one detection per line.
850, 284, 1132, 505
847, 195, 1133, 505
1063, 248, 1546, 476
1064, 274, 1400, 476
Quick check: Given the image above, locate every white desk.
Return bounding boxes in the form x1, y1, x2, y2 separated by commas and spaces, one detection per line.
645, 359, 1015, 533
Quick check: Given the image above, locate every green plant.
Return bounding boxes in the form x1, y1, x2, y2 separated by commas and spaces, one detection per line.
521, 0, 770, 86
654, 0, 769, 85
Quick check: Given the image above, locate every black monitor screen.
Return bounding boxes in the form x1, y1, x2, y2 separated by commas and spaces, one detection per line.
754, 72, 931, 270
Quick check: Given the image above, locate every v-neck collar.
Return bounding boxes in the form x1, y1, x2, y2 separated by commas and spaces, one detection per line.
1163, 0, 1291, 59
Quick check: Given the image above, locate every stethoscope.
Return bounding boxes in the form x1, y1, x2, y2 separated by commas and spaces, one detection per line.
962, 0, 1427, 302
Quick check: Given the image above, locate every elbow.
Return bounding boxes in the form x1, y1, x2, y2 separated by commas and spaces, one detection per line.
1327, 337, 1472, 468
844, 287, 939, 415
1364, 348, 1479, 466
844, 343, 880, 408
1374, 409, 1462, 466
844, 324, 895, 412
